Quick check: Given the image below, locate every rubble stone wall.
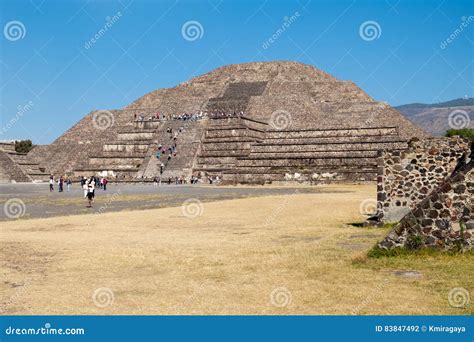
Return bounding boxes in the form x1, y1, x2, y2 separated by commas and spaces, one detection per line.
379, 146, 473, 251
378, 137, 471, 222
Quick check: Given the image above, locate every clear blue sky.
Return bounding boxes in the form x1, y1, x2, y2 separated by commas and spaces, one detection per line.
0, 0, 473, 144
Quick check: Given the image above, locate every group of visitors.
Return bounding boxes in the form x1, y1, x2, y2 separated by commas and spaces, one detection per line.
151, 174, 201, 186
49, 175, 72, 192
208, 110, 245, 118
48, 175, 108, 208
133, 110, 245, 122
134, 113, 164, 121
155, 126, 182, 170
79, 176, 108, 208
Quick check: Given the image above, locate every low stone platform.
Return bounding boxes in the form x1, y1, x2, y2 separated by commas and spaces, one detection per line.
221, 126, 407, 184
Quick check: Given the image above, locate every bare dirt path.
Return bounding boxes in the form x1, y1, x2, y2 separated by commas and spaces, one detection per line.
1, 184, 472, 315
0, 183, 344, 221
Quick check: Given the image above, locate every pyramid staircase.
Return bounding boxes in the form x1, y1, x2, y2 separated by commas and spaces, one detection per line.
0, 142, 49, 182
137, 119, 207, 179
74, 119, 164, 179
74, 117, 209, 181
194, 116, 269, 176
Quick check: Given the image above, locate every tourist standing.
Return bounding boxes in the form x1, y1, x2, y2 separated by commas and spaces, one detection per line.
82, 179, 88, 198
49, 175, 54, 192
153, 177, 158, 187
103, 178, 108, 191
66, 178, 72, 192
86, 179, 95, 207
58, 176, 64, 192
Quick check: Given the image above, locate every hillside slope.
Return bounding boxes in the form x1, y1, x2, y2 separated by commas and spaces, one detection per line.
395, 98, 474, 135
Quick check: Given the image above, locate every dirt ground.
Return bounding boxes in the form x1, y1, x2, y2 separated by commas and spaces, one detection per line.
0, 184, 472, 315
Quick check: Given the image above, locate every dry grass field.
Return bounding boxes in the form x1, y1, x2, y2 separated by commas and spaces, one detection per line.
0, 184, 472, 315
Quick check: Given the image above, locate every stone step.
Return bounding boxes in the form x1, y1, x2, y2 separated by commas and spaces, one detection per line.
199, 149, 251, 157
261, 135, 405, 145
202, 136, 264, 143
28, 172, 50, 182
250, 142, 405, 154
0, 142, 16, 153
72, 168, 138, 179
117, 128, 157, 134
208, 116, 268, 130
133, 120, 163, 129
94, 152, 148, 158
117, 133, 155, 141
193, 166, 232, 173
201, 141, 255, 151
0, 150, 31, 182
17, 162, 41, 166
222, 170, 377, 183
88, 156, 144, 167
244, 150, 380, 159
225, 165, 378, 174
235, 157, 378, 167
75, 165, 140, 172
205, 128, 264, 136
230, 164, 377, 174
197, 156, 242, 165
266, 127, 398, 139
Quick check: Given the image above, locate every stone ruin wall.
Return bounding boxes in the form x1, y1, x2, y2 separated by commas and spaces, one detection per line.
379, 149, 473, 251
377, 137, 471, 223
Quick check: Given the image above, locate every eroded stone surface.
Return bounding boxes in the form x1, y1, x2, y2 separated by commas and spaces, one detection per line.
23, 61, 427, 180
379, 144, 473, 251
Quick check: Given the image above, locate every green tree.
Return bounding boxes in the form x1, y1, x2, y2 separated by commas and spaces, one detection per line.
15, 139, 33, 154
445, 128, 474, 141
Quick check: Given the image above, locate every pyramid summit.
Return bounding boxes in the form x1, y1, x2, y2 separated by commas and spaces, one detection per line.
128, 61, 425, 137
14, 61, 427, 183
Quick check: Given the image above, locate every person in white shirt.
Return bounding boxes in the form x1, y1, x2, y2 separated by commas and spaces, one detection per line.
86, 179, 95, 207
82, 180, 89, 198
49, 176, 54, 192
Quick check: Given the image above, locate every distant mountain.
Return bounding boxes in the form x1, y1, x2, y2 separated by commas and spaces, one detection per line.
395, 98, 474, 136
